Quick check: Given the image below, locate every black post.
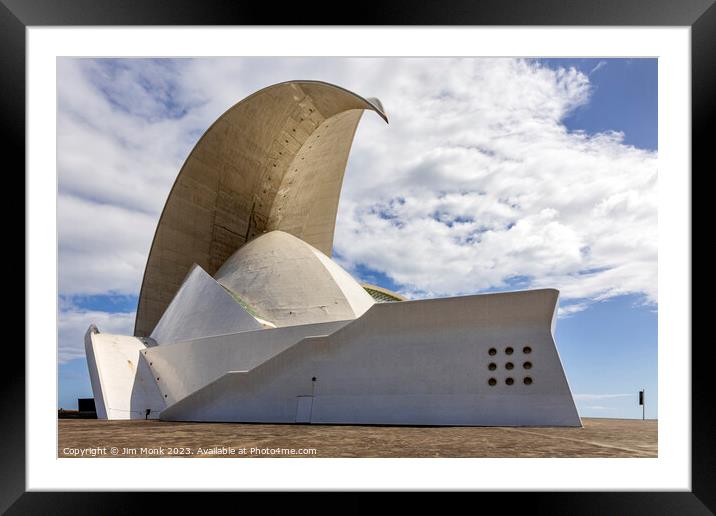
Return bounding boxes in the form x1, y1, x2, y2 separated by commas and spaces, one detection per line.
638, 389, 645, 420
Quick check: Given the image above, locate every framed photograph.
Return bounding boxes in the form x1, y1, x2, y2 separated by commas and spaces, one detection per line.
6, 0, 710, 511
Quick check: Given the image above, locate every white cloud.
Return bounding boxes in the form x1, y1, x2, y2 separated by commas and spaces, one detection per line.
557, 302, 591, 317
58, 308, 135, 363
58, 193, 156, 295
57, 57, 657, 344
589, 60, 608, 75
333, 59, 657, 308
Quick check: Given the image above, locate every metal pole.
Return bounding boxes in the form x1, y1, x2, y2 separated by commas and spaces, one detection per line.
638, 389, 645, 420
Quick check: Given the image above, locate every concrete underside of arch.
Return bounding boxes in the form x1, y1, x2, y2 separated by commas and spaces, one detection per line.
135, 82, 386, 337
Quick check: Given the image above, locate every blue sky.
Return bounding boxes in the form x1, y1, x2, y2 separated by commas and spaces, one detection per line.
58, 58, 657, 419
541, 59, 657, 151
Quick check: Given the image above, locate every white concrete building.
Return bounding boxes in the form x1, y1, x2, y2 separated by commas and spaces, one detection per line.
85, 81, 581, 426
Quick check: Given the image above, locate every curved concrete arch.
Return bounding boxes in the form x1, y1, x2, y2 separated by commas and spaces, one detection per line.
135, 81, 388, 337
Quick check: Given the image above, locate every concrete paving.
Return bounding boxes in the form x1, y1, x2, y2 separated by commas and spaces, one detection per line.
58, 417, 656, 458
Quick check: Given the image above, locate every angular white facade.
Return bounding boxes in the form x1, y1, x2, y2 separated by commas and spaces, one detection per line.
151, 264, 262, 345
85, 80, 581, 427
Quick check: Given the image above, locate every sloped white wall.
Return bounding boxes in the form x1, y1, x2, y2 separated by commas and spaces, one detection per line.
159, 289, 582, 427
150, 264, 262, 344
85, 326, 166, 419
144, 320, 351, 406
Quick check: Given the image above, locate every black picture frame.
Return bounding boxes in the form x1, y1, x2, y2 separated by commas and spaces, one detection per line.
4, 0, 710, 512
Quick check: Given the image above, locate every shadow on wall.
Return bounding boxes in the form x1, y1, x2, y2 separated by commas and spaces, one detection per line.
129, 351, 164, 419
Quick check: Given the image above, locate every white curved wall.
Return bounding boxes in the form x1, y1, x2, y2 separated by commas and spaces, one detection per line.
214, 231, 375, 327
309, 247, 375, 319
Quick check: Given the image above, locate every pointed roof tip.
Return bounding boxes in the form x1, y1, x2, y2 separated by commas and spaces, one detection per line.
246, 80, 390, 123
366, 96, 389, 123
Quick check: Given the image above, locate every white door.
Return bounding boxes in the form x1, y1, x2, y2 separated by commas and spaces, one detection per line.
295, 396, 313, 423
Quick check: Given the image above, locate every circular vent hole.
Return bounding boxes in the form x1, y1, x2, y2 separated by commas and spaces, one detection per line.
523, 346, 532, 354
505, 347, 514, 355
524, 377, 533, 385
488, 348, 497, 356
488, 363, 497, 371
523, 361, 532, 369
505, 377, 514, 386
505, 362, 514, 370
488, 378, 497, 386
